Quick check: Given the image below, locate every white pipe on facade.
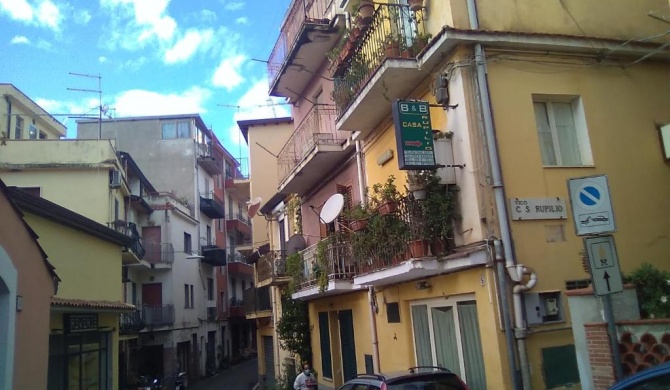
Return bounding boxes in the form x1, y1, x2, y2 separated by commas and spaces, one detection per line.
355, 139, 366, 204
368, 286, 380, 373
466, 0, 537, 389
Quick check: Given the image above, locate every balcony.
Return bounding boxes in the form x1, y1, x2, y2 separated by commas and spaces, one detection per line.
255, 250, 290, 287
333, 3, 427, 137
225, 157, 250, 198
144, 242, 174, 267
244, 286, 272, 319
268, 0, 344, 100
200, 191, 226, 219
291, 235, 357, 301
201, 245, 227, 266
119, 310, 145, 335
197, 142, 224, 175
229, 297, 245, 318
226, 212, 252, 236
207, 307, 218, 322
277, 107, 352, 195
142, 304, 174, 327
228, 252, 254, 275
108, 220, 146, 265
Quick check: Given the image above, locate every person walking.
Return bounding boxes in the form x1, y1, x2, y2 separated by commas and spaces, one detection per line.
294, 363, 318, 390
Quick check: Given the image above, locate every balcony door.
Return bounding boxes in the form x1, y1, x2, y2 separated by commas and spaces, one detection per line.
393, 0, 416, 48
142, 226, 161, 263
142, 283, 163, 326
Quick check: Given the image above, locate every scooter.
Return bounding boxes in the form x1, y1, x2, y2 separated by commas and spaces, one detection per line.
137, 375, 161, 390
174, 372, 188, 390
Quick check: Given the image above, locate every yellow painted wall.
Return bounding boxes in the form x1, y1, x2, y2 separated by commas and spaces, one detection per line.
0, 84, 67, 138
487, 55, 670, 389
24, 213, 123, 301
49, 312, 120, 389
308, 267, 509, 388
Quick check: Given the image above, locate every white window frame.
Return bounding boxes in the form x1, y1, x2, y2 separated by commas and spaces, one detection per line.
409, 294, 478, 377
532, 95, 593, 167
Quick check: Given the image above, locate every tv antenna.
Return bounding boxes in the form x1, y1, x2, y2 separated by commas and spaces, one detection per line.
67, 72, 104, 139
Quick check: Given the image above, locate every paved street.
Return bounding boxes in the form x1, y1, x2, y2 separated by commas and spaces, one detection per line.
190, 358, 259, 390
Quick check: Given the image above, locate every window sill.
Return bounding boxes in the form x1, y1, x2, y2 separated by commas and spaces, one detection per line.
542, 165, 595, 169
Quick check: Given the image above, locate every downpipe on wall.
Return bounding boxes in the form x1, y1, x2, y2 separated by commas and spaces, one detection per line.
465, 0, 538, 388
368, 286, 380, 373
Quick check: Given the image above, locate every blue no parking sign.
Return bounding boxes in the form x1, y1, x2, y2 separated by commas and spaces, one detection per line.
568, 175, 616, 236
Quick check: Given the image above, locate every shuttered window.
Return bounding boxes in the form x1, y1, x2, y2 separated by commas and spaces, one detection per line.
338, 310, 358, 382
319, 312, 333, 379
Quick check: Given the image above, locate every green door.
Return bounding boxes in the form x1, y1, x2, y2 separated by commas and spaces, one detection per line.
338, 310, 358, 381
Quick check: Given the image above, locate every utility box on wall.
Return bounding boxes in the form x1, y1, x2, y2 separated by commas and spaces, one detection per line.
434, 138, 456, 184
524, 291, 564, 325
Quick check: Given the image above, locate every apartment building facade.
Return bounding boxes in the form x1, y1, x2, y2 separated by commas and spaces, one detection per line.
264, 0, 670, 389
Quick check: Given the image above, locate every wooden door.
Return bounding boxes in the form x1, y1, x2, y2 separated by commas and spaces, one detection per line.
142, 283, 162, 306
142, 226, 161, 263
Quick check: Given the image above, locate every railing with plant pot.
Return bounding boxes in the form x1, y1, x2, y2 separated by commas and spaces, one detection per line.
331, 2, 426, 115
297, 234, 355, 292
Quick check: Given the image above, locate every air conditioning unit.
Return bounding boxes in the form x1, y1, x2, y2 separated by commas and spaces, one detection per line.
109, 170, 122, 188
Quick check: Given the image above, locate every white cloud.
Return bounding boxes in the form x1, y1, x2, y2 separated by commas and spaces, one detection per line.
98, 56, 108, 63
36, 0, 62, 30
164, 29, 214, 64
200, 9, 216, 23
212, 54, 247, 90
100, 0, 177, 51
36, 39, 53, 51
73, 9, 91, 25
235, 17, 247, 25
0, 0, 63, 30
10, 35, 30, 44
112, 86, 212, 117
119, 56, 148, 72
226, 79, 290, 145
223, 1, 244, 11
35, 96, 102, 137
0, 0, 33, 22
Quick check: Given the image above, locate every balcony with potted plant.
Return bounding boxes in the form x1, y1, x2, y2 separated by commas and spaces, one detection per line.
267, 0, 346, 101
332, 2, 429, 137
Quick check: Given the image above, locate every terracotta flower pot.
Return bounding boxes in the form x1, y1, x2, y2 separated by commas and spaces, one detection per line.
409, 239, 429, 258
377, 200, 398, 216
385, 42, 400, 58
350, 219, 368, 232
409, 0, 423, 12
358, 1, 374, 21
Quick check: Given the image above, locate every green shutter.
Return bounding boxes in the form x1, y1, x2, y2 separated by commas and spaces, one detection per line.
338, 310, 358, 381
319, 312, 333, 379
411, 305, 432, 366
457, 302, 487, 390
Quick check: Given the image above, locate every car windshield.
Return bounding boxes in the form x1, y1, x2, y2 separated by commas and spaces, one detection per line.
387, 374, 466, 390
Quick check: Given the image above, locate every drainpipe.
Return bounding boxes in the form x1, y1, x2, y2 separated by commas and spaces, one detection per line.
4, 95, 11, 138
465, 0, 537, 389
355, 139, 366, 203
368, 286, 380, 373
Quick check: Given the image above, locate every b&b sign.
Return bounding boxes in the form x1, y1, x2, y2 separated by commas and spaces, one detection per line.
392, 100, 437, 170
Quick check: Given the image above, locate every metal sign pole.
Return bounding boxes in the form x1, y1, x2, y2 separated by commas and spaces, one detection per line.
603, 294, 624, 381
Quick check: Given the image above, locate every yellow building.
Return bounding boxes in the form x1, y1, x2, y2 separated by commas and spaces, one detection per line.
263, 0, 670, 390
1, 83, 66, 140
7, 186, 133, 389
237, 117, 298, 384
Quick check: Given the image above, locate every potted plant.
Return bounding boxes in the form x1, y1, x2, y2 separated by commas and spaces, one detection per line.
408, 0, 423, 12
410, 32, 432, 55
346, 202, 373, 232
371, 175, 401, 216
356, 0, 374, 24
407, 170, 433, 200
383, 34, 401, 59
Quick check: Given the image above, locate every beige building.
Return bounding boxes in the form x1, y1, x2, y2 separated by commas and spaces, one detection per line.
237, 117, 295, 384
0, 179, 59, 390
1, 83, 66, 140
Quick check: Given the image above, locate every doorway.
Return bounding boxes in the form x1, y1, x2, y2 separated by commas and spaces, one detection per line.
142, 226, 161, 263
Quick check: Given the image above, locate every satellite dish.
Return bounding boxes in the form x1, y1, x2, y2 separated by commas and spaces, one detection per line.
286, 234, 307, 255
247, 197, 262, 218
101, 104, 109, 114
320, 193, 344, 224
258, 243, 271, 256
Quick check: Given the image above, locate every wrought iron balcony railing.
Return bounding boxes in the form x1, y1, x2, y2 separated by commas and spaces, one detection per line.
108, 220, 146, 259
119, 309, 145, 334
277, 107, 342, 183
332, 3, 426, 114
268, 0, 333, 89
144, 242, 175, 265
225, 157, 250, 180
243, 286, 272, 314
142, 304, 174, 327
299, 235, 355, 289
257, 250, 287, 283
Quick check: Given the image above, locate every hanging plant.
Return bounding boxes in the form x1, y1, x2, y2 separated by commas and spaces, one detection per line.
275, 290, 312, 365
286, 252, 304, 294
315, 239, 329, 292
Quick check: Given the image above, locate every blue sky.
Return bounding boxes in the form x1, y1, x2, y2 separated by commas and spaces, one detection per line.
0, 0, 293, 158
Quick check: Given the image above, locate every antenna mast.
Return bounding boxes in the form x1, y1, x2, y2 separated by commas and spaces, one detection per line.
68, 72, 103, 139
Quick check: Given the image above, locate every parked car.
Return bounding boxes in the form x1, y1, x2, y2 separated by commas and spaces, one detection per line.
609, 362, 670, 390
337, 366, 470, 390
